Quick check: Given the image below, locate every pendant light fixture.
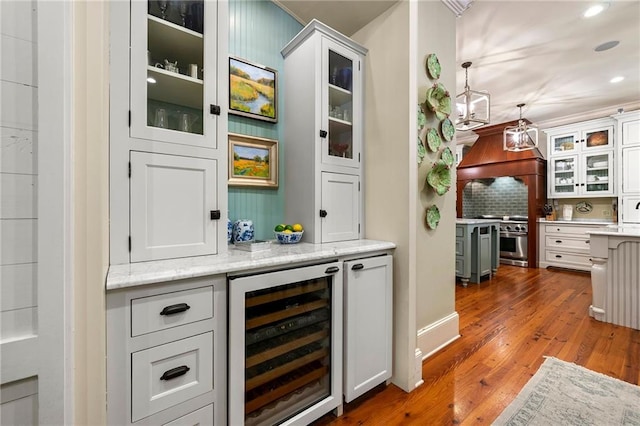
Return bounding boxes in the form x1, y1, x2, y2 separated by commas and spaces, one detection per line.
455, 61, 490, 131
503, 103, 539, 151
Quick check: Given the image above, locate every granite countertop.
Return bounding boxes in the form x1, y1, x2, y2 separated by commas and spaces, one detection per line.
456, 218, 501, 225
587, 224, 640, 238
106, 239, 396, 291
538, 218, 615, 225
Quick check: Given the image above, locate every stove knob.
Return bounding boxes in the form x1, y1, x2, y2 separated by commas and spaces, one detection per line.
515, 226, 521, 232
505, 226, 511, 231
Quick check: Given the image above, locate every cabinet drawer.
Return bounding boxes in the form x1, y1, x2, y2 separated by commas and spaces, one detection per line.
546, 250, 592, 268
455, 257, 464, 276
132, 332, 213, 422
455, 238, 464, 256
162, 404, 214, 426
545, 236, 591, 253
131, 286, 213, 337
545, 224, 601, 236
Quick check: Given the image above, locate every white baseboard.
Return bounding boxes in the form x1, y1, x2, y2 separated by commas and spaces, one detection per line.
417, 312, 460, 360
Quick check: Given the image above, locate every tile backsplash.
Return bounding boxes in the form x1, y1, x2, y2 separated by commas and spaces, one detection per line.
463, 177, 528, 217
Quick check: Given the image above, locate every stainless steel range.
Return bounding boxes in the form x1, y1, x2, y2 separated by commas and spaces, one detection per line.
477, 215, 529, 267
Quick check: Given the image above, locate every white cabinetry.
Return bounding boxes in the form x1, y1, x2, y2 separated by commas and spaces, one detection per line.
106, 276, 226, 425
545, 118, 615, 198
110, 0, 228, 263
614, 111, 640, 224
538, 222, 607, 271
343, 255, 393, 402
281, 20, 367, 243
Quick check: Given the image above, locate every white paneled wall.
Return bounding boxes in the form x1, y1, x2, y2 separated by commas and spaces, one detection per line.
1, 0, 39, 423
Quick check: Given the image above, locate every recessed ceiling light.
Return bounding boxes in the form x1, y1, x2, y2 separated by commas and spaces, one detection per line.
584, 3, 609, 18
610, 76, 624, 83
147, 77, 157, 84
595, 40, 619, 52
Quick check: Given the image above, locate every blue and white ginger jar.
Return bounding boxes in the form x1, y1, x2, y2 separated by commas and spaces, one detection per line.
233, 219, 254, 242
227, 218, 233, 244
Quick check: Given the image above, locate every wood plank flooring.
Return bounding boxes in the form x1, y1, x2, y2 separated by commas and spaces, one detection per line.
314, 265, 640, 425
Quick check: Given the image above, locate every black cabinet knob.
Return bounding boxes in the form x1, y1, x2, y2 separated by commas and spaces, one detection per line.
319, 209, 328, 218
319, 130, 328, 138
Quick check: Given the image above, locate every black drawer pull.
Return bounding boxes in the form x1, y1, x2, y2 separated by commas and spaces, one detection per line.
555, 240, 562, 243
325, 266, 340, 274
160, 303, 191, 316
555, 255, 562, 259
351, 263, 364, 270
636, 202, 640, 210
160, 365, 190, 381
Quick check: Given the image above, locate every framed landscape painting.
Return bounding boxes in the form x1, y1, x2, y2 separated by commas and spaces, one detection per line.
228, 133, 278, 188
229, 56, 277, 123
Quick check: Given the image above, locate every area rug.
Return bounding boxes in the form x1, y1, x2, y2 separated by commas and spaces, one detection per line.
493, 356, 640, 425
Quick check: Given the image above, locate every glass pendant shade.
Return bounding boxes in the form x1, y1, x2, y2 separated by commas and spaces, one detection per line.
503, 104, 539, 151
455, 62, 490, 131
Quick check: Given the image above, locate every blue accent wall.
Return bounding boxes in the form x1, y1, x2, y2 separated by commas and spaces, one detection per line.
228, 0, 303, 240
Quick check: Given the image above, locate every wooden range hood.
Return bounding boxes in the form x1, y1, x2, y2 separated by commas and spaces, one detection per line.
456, 120, 547, 269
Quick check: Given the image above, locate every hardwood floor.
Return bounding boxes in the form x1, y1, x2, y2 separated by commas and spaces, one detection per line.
314, 265, 640, 425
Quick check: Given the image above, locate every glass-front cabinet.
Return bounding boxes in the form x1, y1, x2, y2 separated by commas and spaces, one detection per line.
109, 0, 227, 265
549, 151, 614, 197
323, 40, 361, 168
282, 20, 366, 243
130, 0, 217, 148
549, 123, 613, 155
546, 117, 616, 198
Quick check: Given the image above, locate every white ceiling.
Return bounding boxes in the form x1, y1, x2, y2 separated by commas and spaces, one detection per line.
275, 0, 640, 137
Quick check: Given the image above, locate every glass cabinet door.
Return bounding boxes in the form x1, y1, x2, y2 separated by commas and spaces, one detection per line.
581, 126, 613, 151
582, 151, 614, 195
550, 156, 578, 197
322, 39, 360, 168
550, 132, 578, 154
130, 0, 217, 149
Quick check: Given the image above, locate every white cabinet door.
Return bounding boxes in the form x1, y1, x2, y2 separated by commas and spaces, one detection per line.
582, 150, 614, 196
343, 255, 392, 403
549, 155, 578, 197
321, 38, 361, 169
129, 0, 218, 149
130, 152, 218, 262
321, 172, 359, 243
622, 120, 640, 146
622, 146, 640, 194
622, 196, 640, 223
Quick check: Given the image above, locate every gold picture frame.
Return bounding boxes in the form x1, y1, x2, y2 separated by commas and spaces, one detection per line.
228, 133, 278, 188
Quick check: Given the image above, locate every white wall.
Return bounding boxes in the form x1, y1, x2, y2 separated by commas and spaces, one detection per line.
1, 1, 39, 421
415, 0, 458, 354
353, 0, 458, 391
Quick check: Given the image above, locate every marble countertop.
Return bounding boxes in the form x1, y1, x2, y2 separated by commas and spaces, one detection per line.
538, 218, 615, 225
106, 239, 396, 291
456, 218, 501, 225
587, 224, 640, 238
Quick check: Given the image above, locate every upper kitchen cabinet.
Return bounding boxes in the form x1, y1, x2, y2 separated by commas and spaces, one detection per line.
548, 119, 613, 155
131, 0, 218, 148
281, 20, 367, 243
109, 0, 228, 264
614, 111, 640, 224
545, 117, 615, 199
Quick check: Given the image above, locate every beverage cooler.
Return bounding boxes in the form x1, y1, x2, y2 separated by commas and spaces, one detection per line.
228, 261, 343, 425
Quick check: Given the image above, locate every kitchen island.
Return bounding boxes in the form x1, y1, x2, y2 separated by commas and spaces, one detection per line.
588, 225, 640, 330
455, 219, 500, 286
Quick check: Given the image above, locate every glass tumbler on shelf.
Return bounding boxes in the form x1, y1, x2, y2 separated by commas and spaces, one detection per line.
154, 108, 168, 129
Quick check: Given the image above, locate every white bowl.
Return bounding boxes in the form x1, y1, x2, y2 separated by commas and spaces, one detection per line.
274, 231, 304, 244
